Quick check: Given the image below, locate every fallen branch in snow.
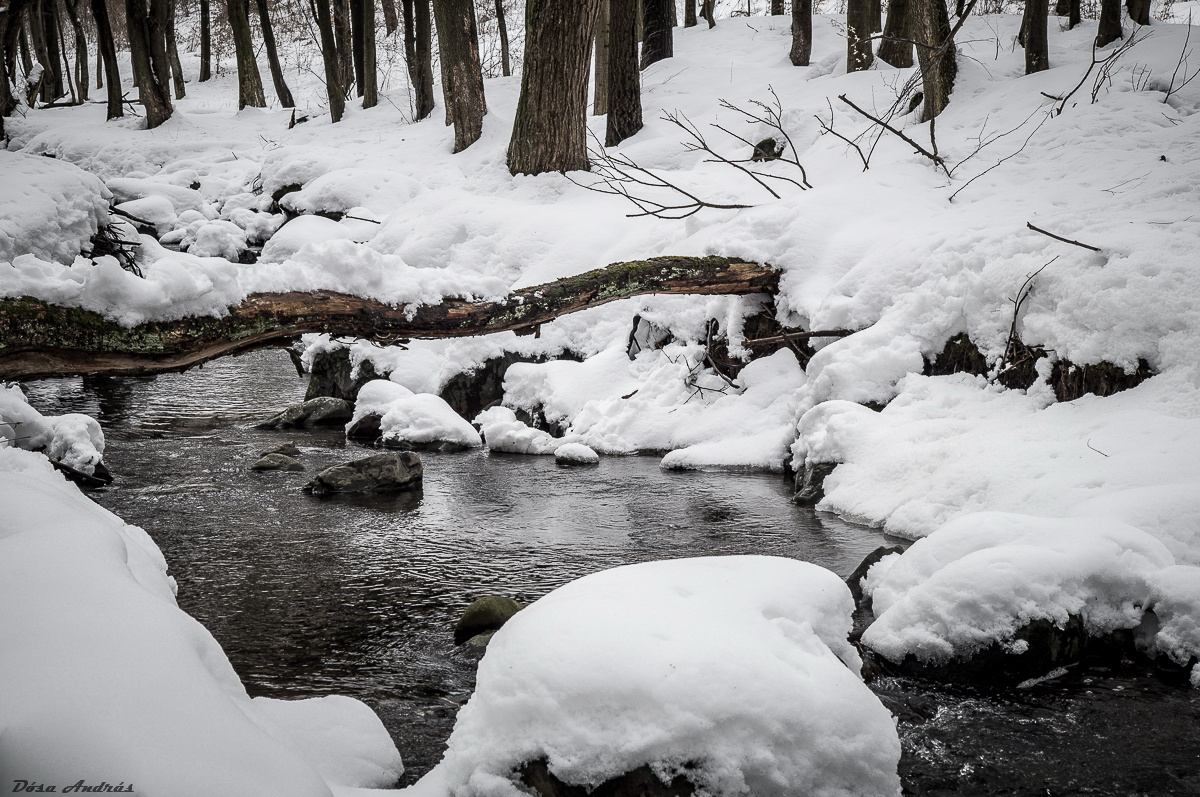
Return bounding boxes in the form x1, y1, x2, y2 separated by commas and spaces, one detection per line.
837, 94, 949, 176
1026, 222, 1102, 252
0, 256, 778, 380
1046, 31, 1151, 115
994, 257, 1057, 382
815, 99, 870, 171
742, 329, 856, 347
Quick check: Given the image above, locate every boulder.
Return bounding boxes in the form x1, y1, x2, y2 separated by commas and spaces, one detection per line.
303, 452, 423, 496
251, 453, 305, 472
455, 595, 524, 645
793, 461, 837, 505
305, 345, 383, 402
346, 413, 383, 441
519, 759, 694, 797
260, 442, 301, 457
845, 545, 904, 644
554, 443, 599, 466
257, 397, 354, 429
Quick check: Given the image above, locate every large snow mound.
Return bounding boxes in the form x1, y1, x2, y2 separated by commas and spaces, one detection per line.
0, 447, 403, 794
428, 556, 901, 797
0, 151, 111, 264
351, 379, 483, 447
0, 384, 105, 473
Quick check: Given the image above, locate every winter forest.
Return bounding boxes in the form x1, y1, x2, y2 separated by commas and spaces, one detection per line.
1, 0, 1199, 789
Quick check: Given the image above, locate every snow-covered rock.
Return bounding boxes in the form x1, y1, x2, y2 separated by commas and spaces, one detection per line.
350, 379, 483, 448
1, 384, 104, 474
554, 442, 599, 466
475, 406, 563, 455
429, 556, 901, 797
0, 150, 110, 264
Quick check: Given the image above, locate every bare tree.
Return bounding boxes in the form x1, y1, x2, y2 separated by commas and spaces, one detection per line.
256, 0, 295, 106
351, 0, 377, 105
199, 0, 212, 80
61, 0, 88, 102
606, 0, 641, 145
311, 0, 346, 121
433, 0, 486, 151
334, 0, 353, 89
126, 0, 173, 126
1096, 0, 1122, 47
495, 0, 511, 75
1, 0, 34, 138
684, 0, 696, 26
640, 0, 672, 68
1021, 0, 1048, 73
1126, 0, 1149, 25
226, 0, 266, 107
165, 0, 185, 98
790, 0, 811, 65
878, 0, 913, 67
771, 0, 784, 12
508, 0, 602, 174
90, 0, 123, 117
594, 0, 609, 114
913, 0, 959, 120
382, 0, 398, 33
847, 0, 874, 71
401, 0, 435, 118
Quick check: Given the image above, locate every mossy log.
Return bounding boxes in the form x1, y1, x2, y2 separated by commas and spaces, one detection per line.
0, 256, 777, 381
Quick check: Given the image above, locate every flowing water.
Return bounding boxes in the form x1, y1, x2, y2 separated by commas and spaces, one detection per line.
23, 350, 1200, 795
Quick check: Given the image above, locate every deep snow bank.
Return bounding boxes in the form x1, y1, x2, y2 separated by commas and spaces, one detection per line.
0, 151, 110, 265
428, 556, 901, 797
0, 383, 105, 473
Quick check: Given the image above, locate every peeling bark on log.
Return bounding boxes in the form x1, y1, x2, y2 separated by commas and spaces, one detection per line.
0, 257, 777, 381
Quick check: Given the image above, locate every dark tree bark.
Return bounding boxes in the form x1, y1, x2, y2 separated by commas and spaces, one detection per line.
433, 0, 486, 152
199, 0, 212, 80
311, 0, 345, 121
19, 20, 35, 74
256, 0, 295, 106
126, 0, 173, 126
605, 0, 641, 144
333, 0, 353, 90
790, 0, 811, 64
700, 0, 714, 27
683, 0, 696, 26
381, 0, 398, 34
402, 0, 435, 119
508, 0, 602, 175
0, 258, 778, 381
227, 0, 266, 107
62, 0, 89, 102
90, 0, 123, 117
1, 0, 35, 138
31, 0, 65, 102
351, 0, 364, 94
846, 0, 874, 71
1021, 0, 1048, 73
1125, 0, 1149, 25
495, 0, 511, 76
878, 0, 913, 67
640, 0, 671, 68
913, 0, 955, 120
871, 0, 882, 30
164, 0, 185, 98
770, 0, 784, 13
1095, 0, 1122, 46
593, 0, 609, 114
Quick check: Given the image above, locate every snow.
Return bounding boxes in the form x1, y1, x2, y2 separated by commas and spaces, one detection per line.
428, 556, 901, 797
554, 442, 600, 465
475, 405, 563, 454
1, 384, 105, 474
350, 379, 483, 448
0, 447, 403, 795
0, 151, 110, 264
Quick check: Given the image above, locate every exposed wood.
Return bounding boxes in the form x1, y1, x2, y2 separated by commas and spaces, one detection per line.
742, 329, 856, 347
0, 257, 778, 381
1027, 222, 1101, 252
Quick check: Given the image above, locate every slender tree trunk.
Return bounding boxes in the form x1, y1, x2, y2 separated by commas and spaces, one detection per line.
381, 0, 398, 34
508, 0, 601, 174
125, 0, 172, 126
226, 0, 266, 107
256, 0, 295, 105
19, 21, 34, 74
311, 0, 345, 120
91, 0, 123, 117
593, 0, 609, 114
433, 0, 486, 152
55, 4, 77, 103
495, 0, 510, 76
640, 0, 671, 68
360, 0, 377, 106
199, 0, 212, 80
701, 0, 714, 26
402, 0, 434, 118
878, 0, 913, 67
31, 0, 64, 102
62, 0, 88, 102
770, 0, 784, 13
683, 0, 695, 26
95, 44, 101, 88
605, 0, 641, 145
790, 0, 810, 64
165, 0, 185, 98
913, 0, 955, 120
846, 0, 874, 71
1021, 0, 1048, 73
1068, 0, 1080, 28
1, 0, 35, 138
333, 0, 353, 91
1095, 0, 1121, 45
350, 0, 364, 94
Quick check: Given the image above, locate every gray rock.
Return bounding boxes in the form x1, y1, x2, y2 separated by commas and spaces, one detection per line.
305, 344, 384, 402
260, 442, 301, 457
346, 413, 383, 441
461, 630, 496, 656
519, 759, 694, 797
251, 453, 305, 472
304, 452, 423, 496
455, 595, 524, 645
793, 460, 837, 505
257, 396, 354, 429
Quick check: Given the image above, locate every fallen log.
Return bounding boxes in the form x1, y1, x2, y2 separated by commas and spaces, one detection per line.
0, 256, 777, 381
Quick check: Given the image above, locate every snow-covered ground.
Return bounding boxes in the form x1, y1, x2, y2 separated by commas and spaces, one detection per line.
4, 4, 1200, 793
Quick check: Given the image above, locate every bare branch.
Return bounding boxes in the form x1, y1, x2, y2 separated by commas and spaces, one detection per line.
838, 94, 949, 175
1026, 222, 1102, 252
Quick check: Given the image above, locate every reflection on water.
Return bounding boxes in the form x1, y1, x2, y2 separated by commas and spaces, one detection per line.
24, 350, 1200, 793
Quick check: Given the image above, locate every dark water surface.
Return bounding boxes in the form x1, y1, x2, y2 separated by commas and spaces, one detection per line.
24, 351, 1200, 794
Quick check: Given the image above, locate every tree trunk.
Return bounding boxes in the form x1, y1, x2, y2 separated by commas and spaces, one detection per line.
333, 0, 353, 90
507, 0, 601, 175
164, 0, 185, 98
433, 0, 486, 152
701, 0, 714, 27
878, 0, 913, 67
683, 0, 695, 27
913, 0, 955, 120
199, 0, 212, 80
496, 0, 512, 76
1095, 0, 1121, 45
846, 0, 874, 72
1, 0, 34, 138
90, 0, 123, 118
1068, 0, 1080, 28
605, 0, 641, 144
640, 0, 671, 68
55, 3, 77, 103
31, 0, 64, 103
870, 0, 882, 31
770, 0, 784, 13
382, 0, 398, 34
401, 0, 434, 118
1125, 0, 1149, 25
256, 0, 295, 106
1021, 0, 1048, 74
360, 0, 377, 107
593, 0, 609, 114
126, 0, 172, 126
227, 0, 266, 107
0, 258, 778, 381
19, 21, 35, 74
789, 0, 811, 64
62, 0, 88, 102
351, 0, 364, 94
311, 0, 346, 121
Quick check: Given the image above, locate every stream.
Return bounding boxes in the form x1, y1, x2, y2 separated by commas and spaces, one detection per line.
23, 349, 1200, 795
